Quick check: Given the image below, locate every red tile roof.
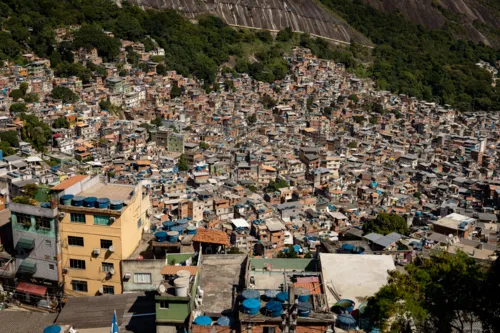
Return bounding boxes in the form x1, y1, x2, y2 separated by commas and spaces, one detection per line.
51, 175, 88, 190
294, 282, 322, 295
193, 229, 230, 246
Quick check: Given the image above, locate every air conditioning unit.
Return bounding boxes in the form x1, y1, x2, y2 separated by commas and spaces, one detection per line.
108, 245, 115, 253
93, 248, 101, 255
59, 212, 66, 219
110, 217, 116, 223
124, 273, 131, 280
109, 268, 115, 275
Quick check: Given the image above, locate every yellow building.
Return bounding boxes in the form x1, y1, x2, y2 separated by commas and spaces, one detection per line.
55, 176, 150, 296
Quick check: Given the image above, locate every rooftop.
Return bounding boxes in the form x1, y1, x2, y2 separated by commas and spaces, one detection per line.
0, 311, 58, 333
51, 175, 89, 190
198, 254, 246, 315
77, 182, 136, 202
320, 253, 395, 306
56, 292, 155, 332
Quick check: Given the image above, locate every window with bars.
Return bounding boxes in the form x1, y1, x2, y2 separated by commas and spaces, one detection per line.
70, 213, 86, 223
16, 213, 32, 225
134, 273, 151, 284
68, 236, 84, 247
103, 285, 114, 295
70, 259, 86, 270
94, 215, 110, 226
102, 262, 114, 273
100, 239, 113, 249
71, 280, 88, 292
36, 217, 51, 230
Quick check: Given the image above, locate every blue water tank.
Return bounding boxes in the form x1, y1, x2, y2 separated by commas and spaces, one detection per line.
71, 196, 85, 207
297, 302, 312, 317
171, 225, 185, 233
162, 221, 175, 231
242, 289, 260, 300
83, 197, 97, 207
176, 218, 188, 225
186, 225, 197, 235
40, 202, 51, 208
276, 291, 289, 302
217, 316, 231, 326
242, 298, 260, 315
194, 316, 212, 326
96, 198, 110, 209
110, 200, 124, 210
295, 287, 310, 302
43, 326, 62, 333
155, 231, 167, 242
167, 231, 179, 242
266, 300, 283, 317
60, 194, 74, 205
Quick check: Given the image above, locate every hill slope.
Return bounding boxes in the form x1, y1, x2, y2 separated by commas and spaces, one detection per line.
362, 0, 500, 47
120, 0, 368, 44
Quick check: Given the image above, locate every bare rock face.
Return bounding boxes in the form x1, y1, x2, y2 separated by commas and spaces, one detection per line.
363, 0, 500, 47
122, 0, 368, 44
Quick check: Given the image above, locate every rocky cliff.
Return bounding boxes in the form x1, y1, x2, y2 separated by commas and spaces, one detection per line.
363, 0, 500, 47
121, 0, 368, 44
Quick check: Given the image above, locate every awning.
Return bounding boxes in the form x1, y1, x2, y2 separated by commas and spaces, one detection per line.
16, 282, 47, 297
16, 237, 35, 250
17, 261, 37, 274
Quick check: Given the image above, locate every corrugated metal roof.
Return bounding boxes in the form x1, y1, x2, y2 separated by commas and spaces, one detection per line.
160, 265, 199, 275
0, 310, 58, 332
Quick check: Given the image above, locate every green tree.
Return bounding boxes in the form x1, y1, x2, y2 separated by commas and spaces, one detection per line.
363, 213, 409, 235
51, 86, 79, 104
477, 257, 500, 332
347, 141, 358, 148
0, 141, 15, 156
19, 82, 28, 95
366, 251, 489, 332
150, 116, 163, 127
9, 103, 27, 113
349, 94, 359, 103
277, 245, 298, 258
262, 95, 277, 109
0, 130, 19, 147
276, 27, 294, 42
266, 179, 288, 192
199, 142, 210, 150
177, 154, 189, 171
247, 113, 257, 124
53, 117, 70, 129
170, 84, 182, 99
9, 89, 24, 101
73, 24, 121, 61
22, 183, 38, 198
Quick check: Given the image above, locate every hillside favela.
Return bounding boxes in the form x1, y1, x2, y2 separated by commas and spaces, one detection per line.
0, 0, 499, 332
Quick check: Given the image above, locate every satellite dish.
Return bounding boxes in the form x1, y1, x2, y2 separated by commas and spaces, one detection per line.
159, 284, 166, 293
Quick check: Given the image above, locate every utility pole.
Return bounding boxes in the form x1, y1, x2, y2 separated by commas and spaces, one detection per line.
281, 284, 298, 333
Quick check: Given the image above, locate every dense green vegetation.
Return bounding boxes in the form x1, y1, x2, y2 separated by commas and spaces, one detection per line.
363, 213, 409, 235
320, 0, 500, 110
366, 252, 498, 333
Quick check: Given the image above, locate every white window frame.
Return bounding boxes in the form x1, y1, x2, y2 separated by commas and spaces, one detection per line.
134, 273, 152, 284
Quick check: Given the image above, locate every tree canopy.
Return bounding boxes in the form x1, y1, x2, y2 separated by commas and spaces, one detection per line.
363, 213, 409, 235
365, 251, 496, 333
51, 86, 79, 104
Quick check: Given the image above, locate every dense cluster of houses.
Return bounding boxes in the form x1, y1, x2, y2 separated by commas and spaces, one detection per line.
0, 31, 498, 333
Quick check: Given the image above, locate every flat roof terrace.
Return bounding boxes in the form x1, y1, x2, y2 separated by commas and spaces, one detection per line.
77, 183, 136, 202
